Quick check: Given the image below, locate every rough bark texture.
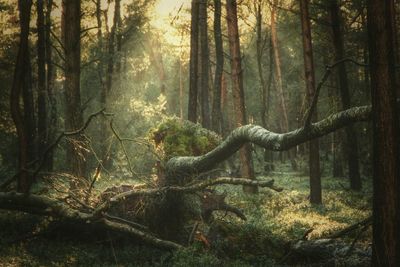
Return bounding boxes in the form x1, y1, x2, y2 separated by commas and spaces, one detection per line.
299, 0, 321, 204
211, 0, 223, 133
329, 0, 361, 191
367, 0, 400, 266
199, 0, 211, 129
188, 0, 200, 123
62, 0, 86, 179
11, 0, 33, 193
226, 0, 257, 194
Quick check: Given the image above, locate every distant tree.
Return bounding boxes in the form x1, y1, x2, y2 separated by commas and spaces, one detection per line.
188, 0, 200, 123
367, 0, 400, 265
299, 0, 321, 204
328, 0, 361, 190
10, 0, 33, 193
198, 0, 211, 129
105, 0, 121, 95
211, 0, 223, 133
226, 0, 257, 194
62, 0, 86, 180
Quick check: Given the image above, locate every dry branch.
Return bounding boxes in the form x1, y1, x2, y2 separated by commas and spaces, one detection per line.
95, 178, 281, 216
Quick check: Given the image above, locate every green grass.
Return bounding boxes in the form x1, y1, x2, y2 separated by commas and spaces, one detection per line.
0, 166, 372, 266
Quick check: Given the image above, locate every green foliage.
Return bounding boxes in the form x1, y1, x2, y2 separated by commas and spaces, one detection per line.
150, 117, 221, 160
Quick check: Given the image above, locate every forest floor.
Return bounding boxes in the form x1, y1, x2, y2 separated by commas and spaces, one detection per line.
0, 164, 372, 266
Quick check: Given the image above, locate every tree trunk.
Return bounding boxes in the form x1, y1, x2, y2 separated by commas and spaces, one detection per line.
211, 0, 223, 133
105, 0, 121, 95
188, 0, 200, 123
226, 0, 257, 194
45, 0, 55, 171
270, 0, 289, 134
179, 59, 184, 119
37, 0, 48, 170
367, 0, 400, 265
329, 0, 361, 190
11, 0, 33, 193
199, 0, 211, 129
299, 0, 321, 204
255, 0, 273, 173
22, 40, 36, 168
62, 0, 86, 180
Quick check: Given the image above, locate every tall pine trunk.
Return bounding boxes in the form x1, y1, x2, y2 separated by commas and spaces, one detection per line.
11, 0, 33, 193
62, 0, 86, 180
199, 0, 210, 129
367, 0, 400, 265
188, 0, 200, 123
329, 0, 361, 190
226, 0, 257, 194
300, 0, 321, 204
37, 0, 48, 169
211, 0, 223, 133
45, 0, 55, 171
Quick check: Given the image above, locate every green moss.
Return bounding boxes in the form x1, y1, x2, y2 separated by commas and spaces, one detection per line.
150, 117, 221, 160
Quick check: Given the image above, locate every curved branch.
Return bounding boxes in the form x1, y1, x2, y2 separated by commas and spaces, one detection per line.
166, 105, 371, 180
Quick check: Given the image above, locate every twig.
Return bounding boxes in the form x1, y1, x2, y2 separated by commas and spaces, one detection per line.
109, 120, 142, 181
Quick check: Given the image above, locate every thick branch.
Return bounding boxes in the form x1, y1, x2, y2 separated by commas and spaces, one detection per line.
0, 192, 181, 250
166, 105, 371, 180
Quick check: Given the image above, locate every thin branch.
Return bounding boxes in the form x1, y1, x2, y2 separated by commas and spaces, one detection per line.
50, 43, 65, 62
109, 120, 142, 181
303, 58, 368, 128
49, 29, 65, 52
94, 178, 281, 216
0, 109, 112, 192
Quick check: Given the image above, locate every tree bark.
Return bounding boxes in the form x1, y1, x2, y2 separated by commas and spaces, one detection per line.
11, 0, 33, 193
329, 0, 361, 191
199, 0, 211, 129
270, 0, 289, 134
37, 0, 48, 170
62, 0, 86, 180
367, 0, 400, 265
211, 0, 223, 133
299, 0, 321, 204
105, 0, 121, 95
45, 0, 56, 171
226, 0, 257, 194
188, 0, 200, 123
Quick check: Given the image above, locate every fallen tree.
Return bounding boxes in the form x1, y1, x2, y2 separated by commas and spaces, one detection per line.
0, 104, 373, 250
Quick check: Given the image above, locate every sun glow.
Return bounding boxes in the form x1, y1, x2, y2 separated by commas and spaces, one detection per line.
150, 0, 191, 51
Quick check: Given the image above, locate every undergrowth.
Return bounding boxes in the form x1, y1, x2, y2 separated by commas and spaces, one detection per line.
0, 165, 372, 266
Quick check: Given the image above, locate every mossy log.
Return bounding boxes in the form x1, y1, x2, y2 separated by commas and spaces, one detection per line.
0, 105, 373, 249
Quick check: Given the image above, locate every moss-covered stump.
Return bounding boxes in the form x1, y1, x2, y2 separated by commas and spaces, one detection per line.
150, 117, 221, 162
